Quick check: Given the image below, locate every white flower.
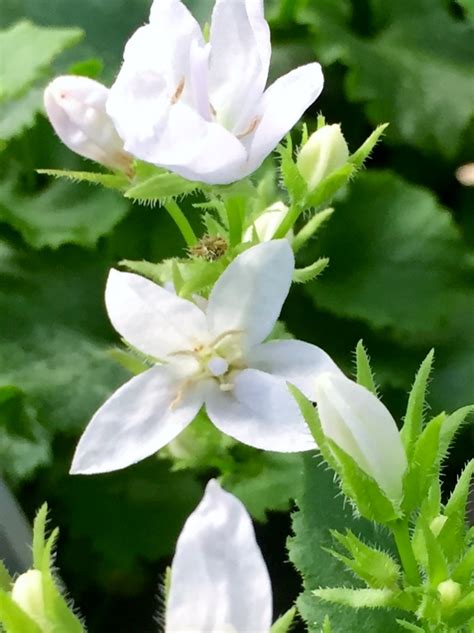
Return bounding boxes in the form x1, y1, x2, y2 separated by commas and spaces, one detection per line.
166, 479, 272, 632
244, 201, 292, 242
313, 373, 408, 502
71, 240, 339, 474
106, 0, 324, 185
297, 124, 349, 191
44, 75, 132, 173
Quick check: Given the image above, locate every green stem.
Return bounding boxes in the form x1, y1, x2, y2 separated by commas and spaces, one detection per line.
225, 197, 244, 247
273, 204, 303, 239
391, 520, 422, 586
163, 200, 197, 247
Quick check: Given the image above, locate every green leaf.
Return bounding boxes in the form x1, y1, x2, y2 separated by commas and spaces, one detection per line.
288, 455, 403, 631
355, 340, 377, 395
419, 517, 449, 585
32, 503, 48, 570
0, 20, 83, 100
438, 405, 474, 460
124, 171, 202, 203
313, 587, 396, 609
278, 136, 308, 204
269, 607, 296, 633
0, 386, 51, 482
37, 169, 129, 191
318, 1, 474, 157
400, 350, 435, 457
0, 560, 12, 591
0, 178, 129, 249
348, 123, 389, 169
0, 589, 42, 633
292, 208, 334, 253
444, 459, 474, 522
305, 164, 356, 209
0, 87, 42, 143
303, 171, 472, 342
222, 452, 304, 522
451, 546, 474, 585
402, 412, 444, 513
293, 258, 329, 284
0, 239, 129, 436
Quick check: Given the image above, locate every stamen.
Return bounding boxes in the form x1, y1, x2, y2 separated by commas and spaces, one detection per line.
236, 116, 261, 140
219, 382, 234, 392
171, 77, 186, 104
211, 330, 243, 348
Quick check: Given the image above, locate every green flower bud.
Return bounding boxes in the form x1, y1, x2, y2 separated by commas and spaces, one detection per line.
297, 124, 349, 192
429, 514, 448, 537
437, 579, 462, 610
11, 569, 49, 631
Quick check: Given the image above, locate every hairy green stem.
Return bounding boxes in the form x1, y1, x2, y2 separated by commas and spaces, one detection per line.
225, 197, 244, 247
391, 520, 421, 586
163, 200, 197, 247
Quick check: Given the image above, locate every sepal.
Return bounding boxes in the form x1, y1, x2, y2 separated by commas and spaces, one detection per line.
269, 607, 296, 633
327, 529, 401, 589
313, 586, 397, 609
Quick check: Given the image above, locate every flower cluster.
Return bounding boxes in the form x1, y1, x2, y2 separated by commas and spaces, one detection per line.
44, 0, 324, 185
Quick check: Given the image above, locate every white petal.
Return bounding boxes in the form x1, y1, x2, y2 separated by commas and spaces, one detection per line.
206, 369, 315, 452
166, 479, 272, 632
105, 269, 209, 359
248, 340, 343, 398
314, 374, 408, 501
207, 241, 294, 348
130, 101, 248, 184
107, 1, 204, 153
247, 63, 324, 174
70, 366, 206, 474
209, 0, 270, 132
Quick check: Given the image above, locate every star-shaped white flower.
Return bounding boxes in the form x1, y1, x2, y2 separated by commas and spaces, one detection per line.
106, 0, 324, 184
166, 479, 272, 632
71, 241, 338, 474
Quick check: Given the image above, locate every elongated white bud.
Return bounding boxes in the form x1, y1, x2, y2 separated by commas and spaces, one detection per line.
314, 373, 407, 502
297, 124, 349, 191
11, 570, 48, 630
44, 75, 132, 173
244, 202, 293, 242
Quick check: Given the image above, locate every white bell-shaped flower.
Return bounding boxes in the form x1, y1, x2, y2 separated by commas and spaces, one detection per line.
71, 240, 339, 474
166, 480, 272, 632
314, 373, 408, 502
44, 75, 132, 173
106, 0, 324, 184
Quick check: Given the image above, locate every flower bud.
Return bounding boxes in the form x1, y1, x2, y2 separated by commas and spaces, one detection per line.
244, 201, 293, 242
430, 514, 448, 537
297, 124, 349, 191
44, 75, 131, 173
11, 569, 48, 629
437, 579, 462, 609
314, 373, 407, 502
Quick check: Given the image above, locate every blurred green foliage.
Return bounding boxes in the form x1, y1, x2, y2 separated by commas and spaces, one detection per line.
0, 0, 472, 631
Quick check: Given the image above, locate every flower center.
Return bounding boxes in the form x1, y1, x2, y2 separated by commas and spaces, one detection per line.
206, 356, 229, 377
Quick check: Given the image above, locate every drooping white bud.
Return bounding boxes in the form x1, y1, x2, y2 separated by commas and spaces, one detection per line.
244, 202, 293, 242
11, 570, 49, 630
297, 124, 349, 192
44, 75, 132, 173
313, 372, 407, 502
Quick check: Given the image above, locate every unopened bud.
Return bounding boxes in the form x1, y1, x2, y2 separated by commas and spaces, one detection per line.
244, 202, 293, 242
437, 579, 462, 609
44, 75, 132, 173
297, 124, 349, 191
314, 373, 407, 503
11, 570, 48, 630
430, 514, 448, 537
